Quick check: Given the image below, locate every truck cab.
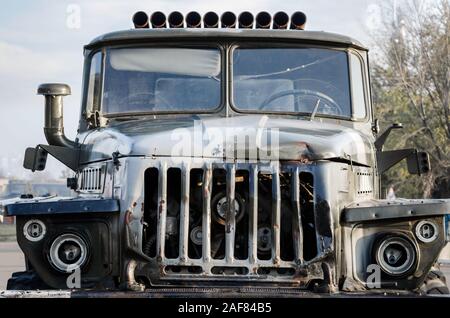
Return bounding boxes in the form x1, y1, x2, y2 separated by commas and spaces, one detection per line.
5, 11, 450, 295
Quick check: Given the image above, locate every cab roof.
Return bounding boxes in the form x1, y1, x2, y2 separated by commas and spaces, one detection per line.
85, 28, 367, 51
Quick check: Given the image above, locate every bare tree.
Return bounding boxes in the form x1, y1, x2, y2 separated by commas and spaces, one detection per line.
371, 0, 449, 198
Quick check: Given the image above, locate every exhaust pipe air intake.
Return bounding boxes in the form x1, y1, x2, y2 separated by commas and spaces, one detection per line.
238, 11, 254, 29
203, 11, 219, 28
132, 11, 149, 29
168, 11, 184, 28
186, 11, 202, 28
151, 11, 167, 28
273, 11, 289, 29
255, 11, 272, 29
220, 11, 236, 28
37, 83, 76, 148
290, 11, 307, 30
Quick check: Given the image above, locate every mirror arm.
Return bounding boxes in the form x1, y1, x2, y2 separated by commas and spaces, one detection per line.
374, 122, 403, 152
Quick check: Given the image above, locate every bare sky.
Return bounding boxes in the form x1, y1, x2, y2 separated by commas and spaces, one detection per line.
0, 0, 386, 179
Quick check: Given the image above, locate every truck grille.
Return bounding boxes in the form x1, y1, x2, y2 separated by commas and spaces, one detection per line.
143, 160, 327, 284
78, 166, 105, 193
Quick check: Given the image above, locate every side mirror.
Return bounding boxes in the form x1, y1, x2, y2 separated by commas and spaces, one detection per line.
23, 147, 48, 171
407, 151, 431, 175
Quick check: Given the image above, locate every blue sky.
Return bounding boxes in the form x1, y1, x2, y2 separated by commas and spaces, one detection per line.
0, 0, 386, 179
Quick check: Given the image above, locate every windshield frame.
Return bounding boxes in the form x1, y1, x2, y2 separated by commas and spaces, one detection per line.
82, 41, 369, 122
229, 42, 357, 121
90, 42, 226, 118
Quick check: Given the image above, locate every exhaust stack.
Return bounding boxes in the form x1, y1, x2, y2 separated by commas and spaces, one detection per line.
273, 11, 289, 29
203, 11, 219, 28
37, 83, 76, 148
290, 11, 307, 30
186, 11, 201, 28
168, 11, 184, 28
221, 11, 236, 28
238, 11, 254, 29
132, 11, 149, 28
255, 11, 271, 29
151, 11, 167, 28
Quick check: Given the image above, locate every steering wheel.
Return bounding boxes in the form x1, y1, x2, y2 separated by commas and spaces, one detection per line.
260, 89, 343, 115
120, 92, 171, 110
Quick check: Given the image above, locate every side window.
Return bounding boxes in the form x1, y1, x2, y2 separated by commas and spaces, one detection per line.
86, 52, 102, 113
350, 53, 366, 119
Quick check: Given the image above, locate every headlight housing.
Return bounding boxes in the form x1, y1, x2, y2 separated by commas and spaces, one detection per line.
374, 235, 417, 277
48, 233, 89, 272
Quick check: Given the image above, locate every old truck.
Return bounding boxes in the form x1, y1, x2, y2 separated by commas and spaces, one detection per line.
5, 10, 450, 295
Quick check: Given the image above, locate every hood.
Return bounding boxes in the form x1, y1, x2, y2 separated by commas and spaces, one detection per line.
80, 115, 374, 166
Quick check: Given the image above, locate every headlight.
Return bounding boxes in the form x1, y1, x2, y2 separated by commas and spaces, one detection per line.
415, 220, 438, 243
374, 235, 417, 277
23, 219, 47, 242
48, 233, 89, 272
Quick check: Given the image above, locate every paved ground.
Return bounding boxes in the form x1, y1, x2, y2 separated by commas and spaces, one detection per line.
0, 241, 449, 292
0, 241, 24, 290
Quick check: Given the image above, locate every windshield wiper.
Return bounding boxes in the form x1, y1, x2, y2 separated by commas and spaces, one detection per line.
309, 98, 321, 121
239, 55, 337, 80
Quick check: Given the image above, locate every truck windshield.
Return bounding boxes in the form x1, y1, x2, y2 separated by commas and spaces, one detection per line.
232, 47, 351, 118
102, 47, 221, 114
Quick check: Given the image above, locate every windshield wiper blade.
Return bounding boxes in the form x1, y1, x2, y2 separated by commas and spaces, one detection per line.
239, 55, 337, 80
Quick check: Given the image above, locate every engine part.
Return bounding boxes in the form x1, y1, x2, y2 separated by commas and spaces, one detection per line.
166, 216, 178, 237
211, 192, 245, 225
190, 226, 203, 246
257, 227, 272, 252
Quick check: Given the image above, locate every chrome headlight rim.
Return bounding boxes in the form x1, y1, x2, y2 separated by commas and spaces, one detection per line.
23, 219, 47, 242
48, 233, 89, 273
375, 234, 417, 277
415, 220, 439, 243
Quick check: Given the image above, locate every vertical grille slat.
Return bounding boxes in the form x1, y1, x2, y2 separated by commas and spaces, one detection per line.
157, 163, 168, 260
225, 164, 236, 263
179, 164, 190, 262
202, 164, 213, 262
291, 168, 303, 264
96, 168, 100, 189
248, 165, 258, 264
272, 169, 281, 263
